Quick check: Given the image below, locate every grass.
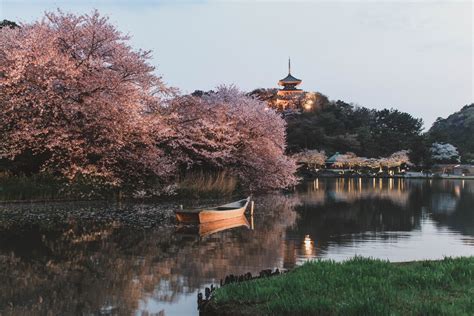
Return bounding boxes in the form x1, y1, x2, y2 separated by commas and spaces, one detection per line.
0, 172, 116, 201
207, 257, 474, 316
0, 169, 240, 201
177, 170, 238, 198
0, 172, 64, 201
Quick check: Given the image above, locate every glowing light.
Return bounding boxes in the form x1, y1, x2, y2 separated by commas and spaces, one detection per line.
303, 234, 314, 257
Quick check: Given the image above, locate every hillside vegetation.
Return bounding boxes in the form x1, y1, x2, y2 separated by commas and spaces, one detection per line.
429, 104, 474, 163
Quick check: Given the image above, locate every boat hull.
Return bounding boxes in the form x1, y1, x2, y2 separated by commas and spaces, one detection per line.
175, 197, 250, 224
198, 207, 246, 223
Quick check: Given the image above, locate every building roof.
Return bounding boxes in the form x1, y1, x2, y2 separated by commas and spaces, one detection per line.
278, 58, 302, 86
326, 152, 342, 163
278, 73, 302, 85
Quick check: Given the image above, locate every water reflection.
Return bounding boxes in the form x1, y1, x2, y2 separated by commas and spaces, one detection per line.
0, 179, 473, 315
286, 178, 474, 266
176, 216, 250, 238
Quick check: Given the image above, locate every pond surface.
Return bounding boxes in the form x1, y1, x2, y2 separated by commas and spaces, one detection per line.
1, 178, 473, 315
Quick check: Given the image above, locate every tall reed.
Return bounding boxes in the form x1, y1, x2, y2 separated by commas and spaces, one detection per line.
177, 170, 238, 198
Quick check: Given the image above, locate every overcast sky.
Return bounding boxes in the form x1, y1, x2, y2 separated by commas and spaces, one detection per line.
2, 0, 473, 128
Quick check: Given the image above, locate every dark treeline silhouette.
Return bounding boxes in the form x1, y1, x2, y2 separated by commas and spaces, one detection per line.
428, 103, 474, 163
285, 99, 426, 164
0, 20, 19, 29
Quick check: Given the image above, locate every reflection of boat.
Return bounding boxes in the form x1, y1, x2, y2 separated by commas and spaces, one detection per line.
175, 197, 250, 223
199, 216, 250, 237
176, 216, 250, 237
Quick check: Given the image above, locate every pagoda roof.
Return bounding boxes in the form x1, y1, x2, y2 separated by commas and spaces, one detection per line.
278, 73, 302, 85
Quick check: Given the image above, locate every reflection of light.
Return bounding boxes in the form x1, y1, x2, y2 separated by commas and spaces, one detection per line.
303, 234, 314, 257
454, 185, 461, 197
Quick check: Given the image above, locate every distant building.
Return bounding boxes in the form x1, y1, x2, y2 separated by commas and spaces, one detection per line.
432, 164, 474, 176
250, 59, 328, 112
276, 58, 305, 110
277, 58, 303, 96
325, 152, 342, 168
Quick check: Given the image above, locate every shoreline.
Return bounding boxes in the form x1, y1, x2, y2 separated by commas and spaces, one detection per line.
1, 175, 473, 204
202, 256, 474, 316
303, 173, 474, 180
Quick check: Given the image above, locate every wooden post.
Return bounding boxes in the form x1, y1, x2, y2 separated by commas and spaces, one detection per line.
250, 200, 255, 230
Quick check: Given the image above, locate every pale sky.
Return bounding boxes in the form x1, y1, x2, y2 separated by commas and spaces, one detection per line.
1, 0, 473, 128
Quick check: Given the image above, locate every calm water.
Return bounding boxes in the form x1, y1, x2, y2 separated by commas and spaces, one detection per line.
1, 178, 473, 315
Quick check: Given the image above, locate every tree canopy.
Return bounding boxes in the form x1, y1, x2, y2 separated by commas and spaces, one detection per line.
428, 104, 474, 163
0, 20, 19, 29
0, 10, 297, 193
166, 86, 298, 191
285, 100, 424, 160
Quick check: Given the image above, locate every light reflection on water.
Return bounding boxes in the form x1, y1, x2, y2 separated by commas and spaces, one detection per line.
286, 178, 474, 266
0, 178, 473, 315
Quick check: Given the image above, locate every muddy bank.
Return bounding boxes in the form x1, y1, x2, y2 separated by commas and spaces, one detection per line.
0, 201, 179, 229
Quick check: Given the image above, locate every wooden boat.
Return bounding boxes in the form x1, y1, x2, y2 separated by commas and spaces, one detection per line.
175, 197, 250, 224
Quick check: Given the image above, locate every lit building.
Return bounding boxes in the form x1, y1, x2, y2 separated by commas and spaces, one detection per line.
276, 58, 305, 111
277, 58, 303, 96
249, 59, 326, 112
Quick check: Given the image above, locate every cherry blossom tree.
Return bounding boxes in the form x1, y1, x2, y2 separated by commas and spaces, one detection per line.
0, 10, 298, 193
0, 10, 175, 187
164, 86, 298, 191
333, 152, 364, 170
292, 150, 327, 170
329, 150, 412, 172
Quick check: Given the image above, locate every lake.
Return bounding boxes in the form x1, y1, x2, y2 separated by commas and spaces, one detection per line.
1, 178, 473, 315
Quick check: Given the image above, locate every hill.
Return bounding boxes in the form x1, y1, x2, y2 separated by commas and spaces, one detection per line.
428, 104, 474, 163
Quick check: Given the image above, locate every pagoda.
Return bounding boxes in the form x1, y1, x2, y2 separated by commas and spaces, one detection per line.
277, 58, 303, 96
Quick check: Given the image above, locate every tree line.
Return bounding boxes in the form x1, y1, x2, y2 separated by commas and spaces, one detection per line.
251, 89, 472, 166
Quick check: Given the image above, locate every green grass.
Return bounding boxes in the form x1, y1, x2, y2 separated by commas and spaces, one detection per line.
208, 257, 474, 316
0, 169, 240, 201
0, 172, 116, 201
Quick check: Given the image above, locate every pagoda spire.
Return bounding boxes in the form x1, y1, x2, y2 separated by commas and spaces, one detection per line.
288, 57, 291, 74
